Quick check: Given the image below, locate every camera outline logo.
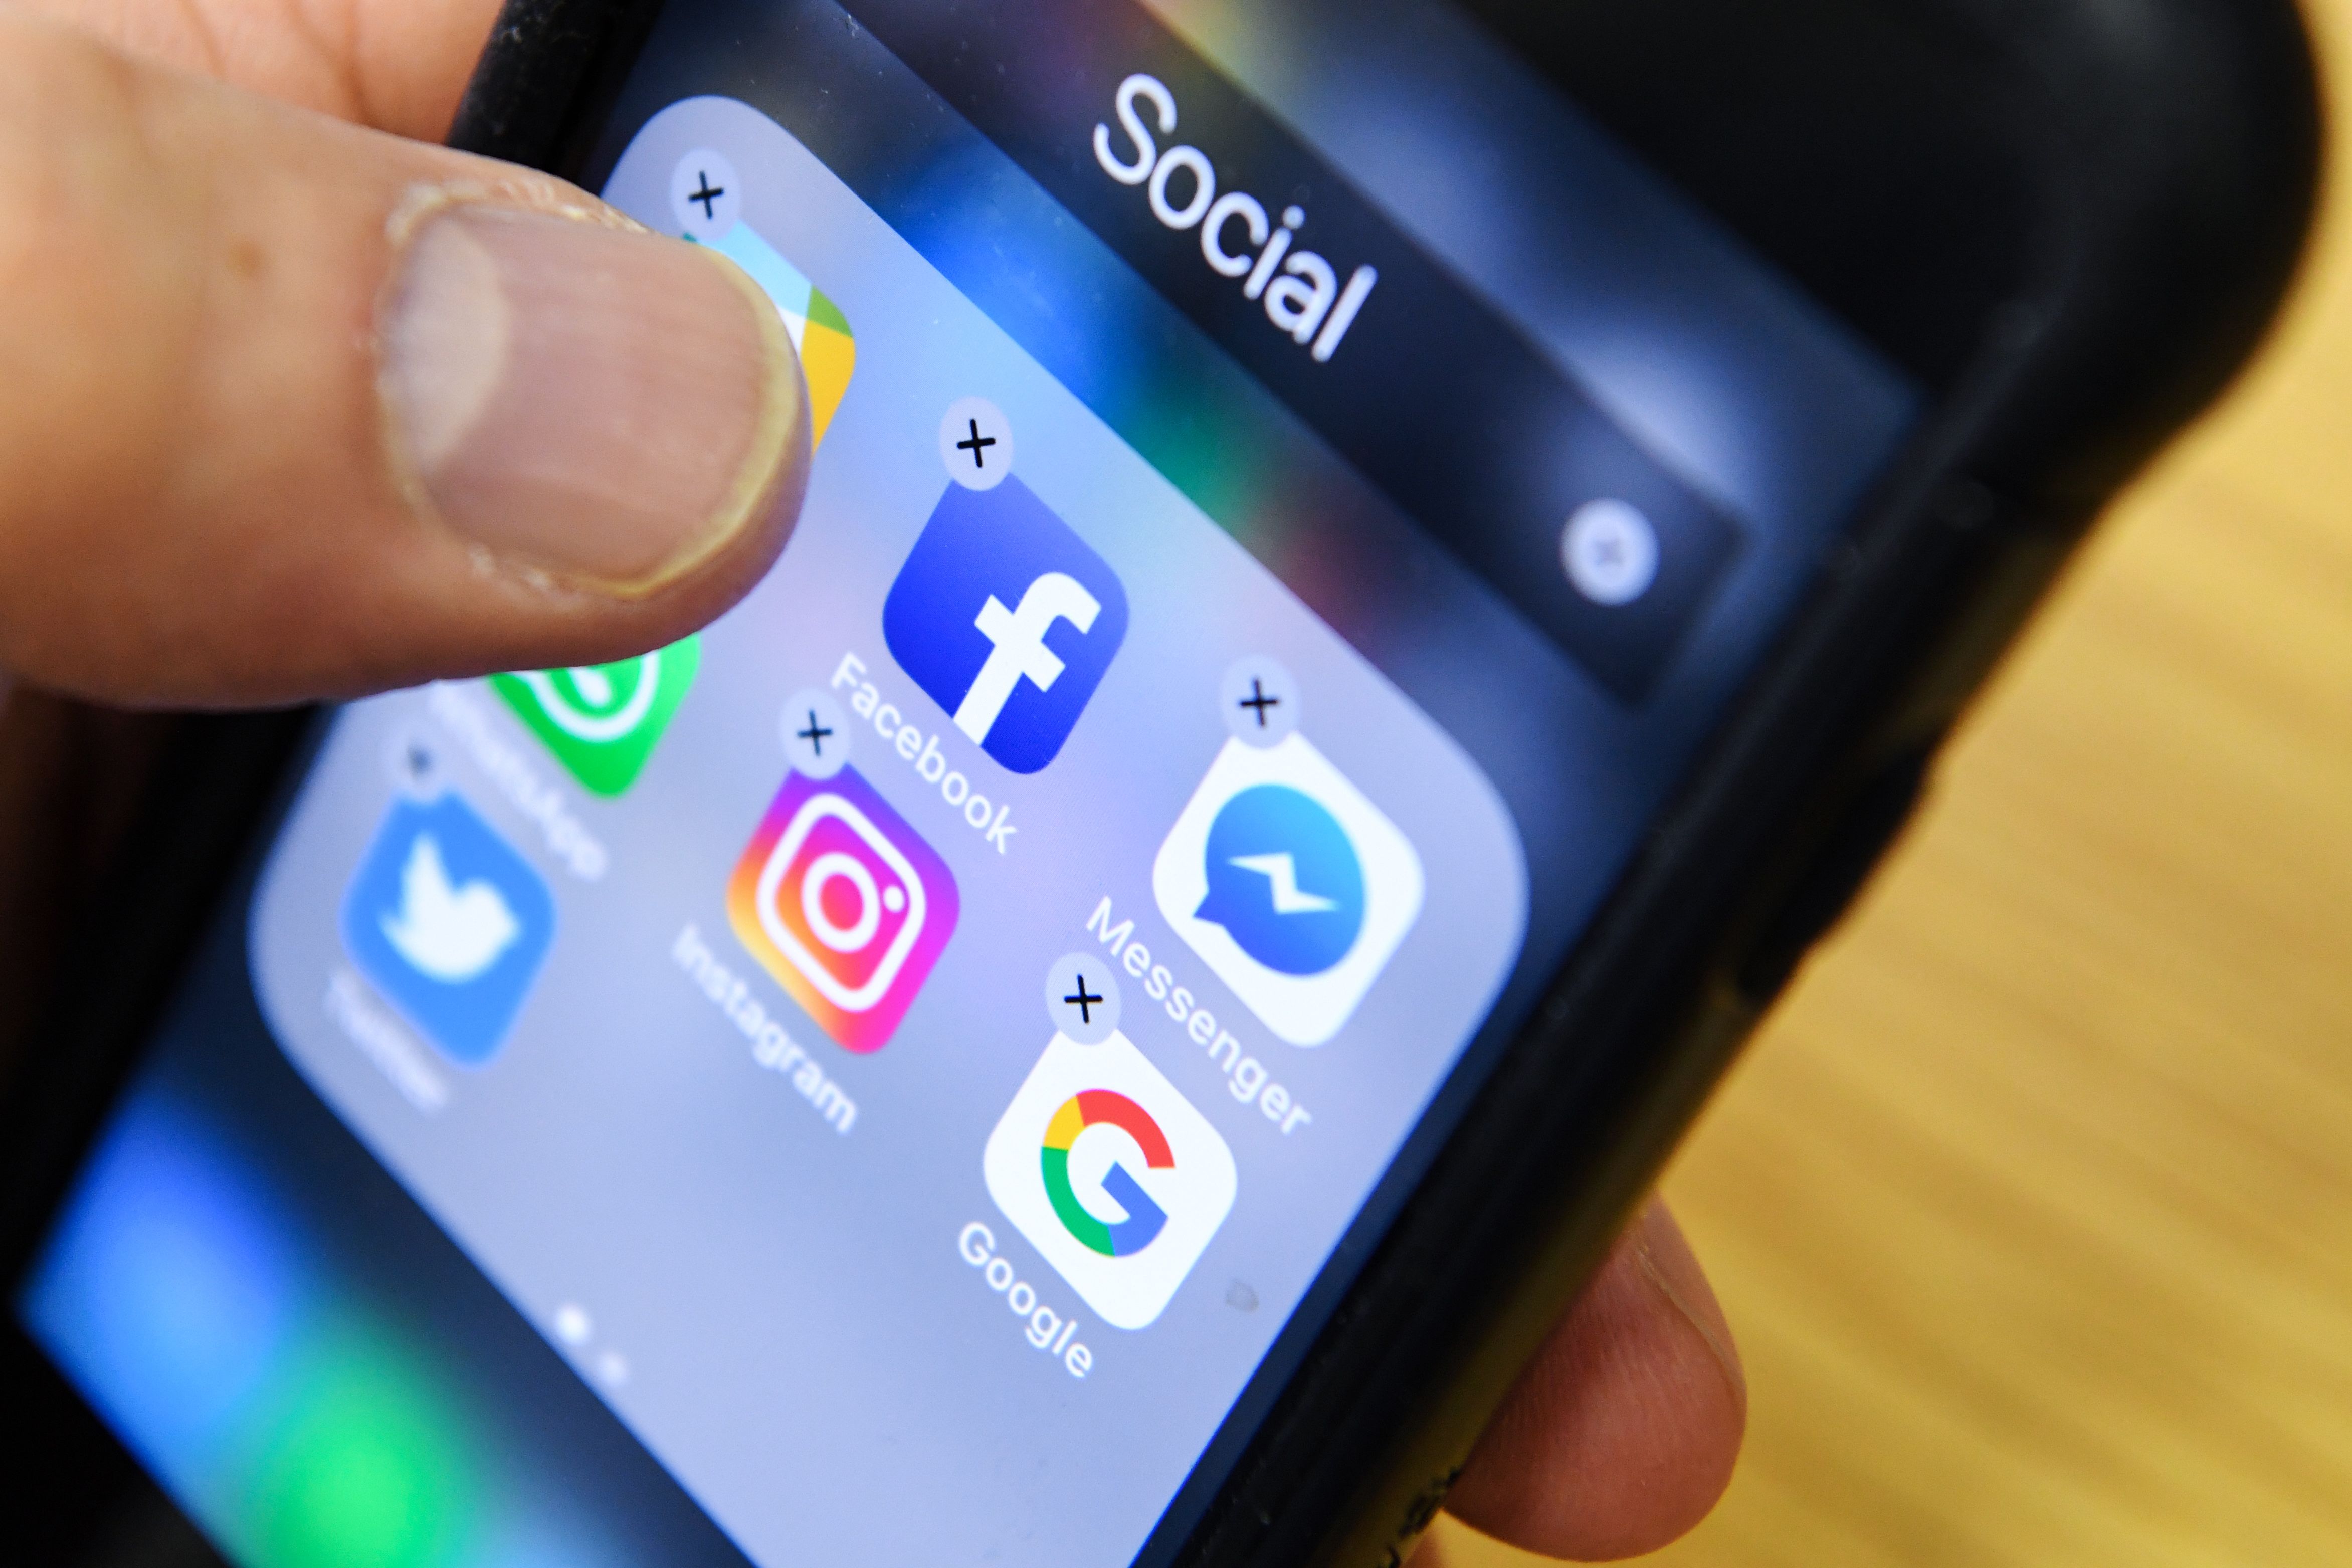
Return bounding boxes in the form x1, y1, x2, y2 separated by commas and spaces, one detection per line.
882, 477, 1128, 775
727, 766, 958, 1053
341, 791, 556, 1066
984, 1030, 1237, 1330
490, 636, 700, 797
1153, 734, 1424, 1047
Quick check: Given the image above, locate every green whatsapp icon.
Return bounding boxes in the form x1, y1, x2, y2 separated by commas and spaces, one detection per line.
490, 637, 701, 797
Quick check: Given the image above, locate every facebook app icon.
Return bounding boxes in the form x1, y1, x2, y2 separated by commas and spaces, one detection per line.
883, 477, 1129, 774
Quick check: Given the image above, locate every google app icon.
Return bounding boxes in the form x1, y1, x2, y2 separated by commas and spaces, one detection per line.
985, 1033, 1237, 1331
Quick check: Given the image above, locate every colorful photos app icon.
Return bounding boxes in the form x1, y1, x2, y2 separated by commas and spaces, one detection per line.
672, 148, 856, 444
984, 1031, 1237, 1330
1154, 734, 1424, 1047
342, 792, 555, 1066
883, 477, 1129, 775
727, 766, 957, 1053
490, 637, 700, 797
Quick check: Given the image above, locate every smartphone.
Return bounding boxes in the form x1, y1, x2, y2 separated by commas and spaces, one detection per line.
3, 1, 2318, 1564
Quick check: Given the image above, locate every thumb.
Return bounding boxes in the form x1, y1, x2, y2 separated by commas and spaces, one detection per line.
0, 16, 809, 706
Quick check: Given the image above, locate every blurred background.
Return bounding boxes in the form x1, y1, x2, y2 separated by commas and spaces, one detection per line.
1445, 0, 2352, 1562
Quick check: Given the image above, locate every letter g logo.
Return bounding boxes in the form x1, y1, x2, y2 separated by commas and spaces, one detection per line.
1041, 1091, 1173, 1256
985, 1032, 1238, 1331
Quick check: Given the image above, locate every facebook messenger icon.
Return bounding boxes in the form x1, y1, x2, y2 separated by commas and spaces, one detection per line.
1198, 787, 1364, 975
1155, 735, 1424, 1047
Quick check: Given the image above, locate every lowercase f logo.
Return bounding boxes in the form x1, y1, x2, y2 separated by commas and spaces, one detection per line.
883, 478, 1128, 774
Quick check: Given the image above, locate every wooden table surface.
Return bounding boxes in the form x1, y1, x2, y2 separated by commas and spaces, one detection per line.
1444, 3, 2352, 1562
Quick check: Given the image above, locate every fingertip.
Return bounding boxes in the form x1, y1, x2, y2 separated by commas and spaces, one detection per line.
381, 197, 811, 601
1445, 1200, 1745, 1561
0, 41, 814, 709
1627, 1199, 1746, 1415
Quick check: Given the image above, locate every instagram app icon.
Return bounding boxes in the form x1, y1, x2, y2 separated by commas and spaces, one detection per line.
728, 767, 958, 1052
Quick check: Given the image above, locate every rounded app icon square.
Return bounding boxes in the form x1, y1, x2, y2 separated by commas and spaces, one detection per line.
984, 1031, 1237, 1331
727, 766, 958, 1053
1152, 734, 1424, 1047
340, 792, 556, 1066
490, 638, 700, 797
678, 194, 858, 448
882, 477, 1129, 775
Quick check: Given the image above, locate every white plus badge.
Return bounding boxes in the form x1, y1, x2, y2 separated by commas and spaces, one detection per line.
1561, 498, 1660, 607
670, 148, 742, 239
940, 397, 1016, 491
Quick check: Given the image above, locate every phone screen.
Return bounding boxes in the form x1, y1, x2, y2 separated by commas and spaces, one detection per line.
17, 2, 1917, 1564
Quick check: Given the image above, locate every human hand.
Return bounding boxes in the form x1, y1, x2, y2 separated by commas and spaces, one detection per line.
1412, 1196, 1745, 1563
0, 2, 1744, 1557
0, 0, 808, 704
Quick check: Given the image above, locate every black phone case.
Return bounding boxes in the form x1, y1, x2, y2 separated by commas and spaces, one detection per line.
2, 2, 2319, 1564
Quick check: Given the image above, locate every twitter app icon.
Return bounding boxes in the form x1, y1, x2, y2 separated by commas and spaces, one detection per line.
342, 792, 555, 1066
